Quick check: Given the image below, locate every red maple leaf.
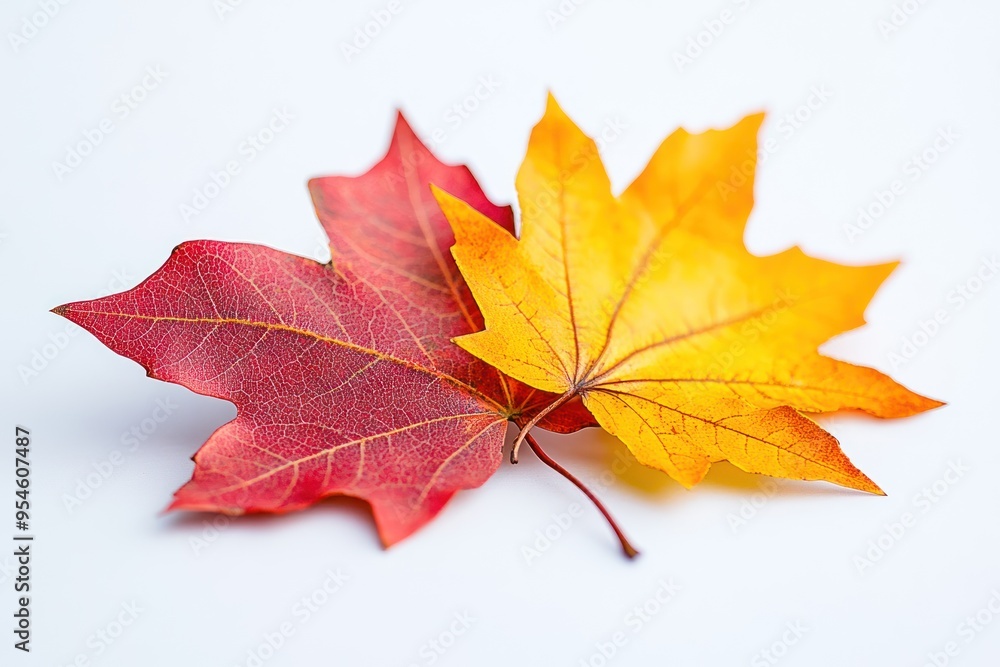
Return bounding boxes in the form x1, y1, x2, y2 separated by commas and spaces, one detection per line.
54, 115, 594, 546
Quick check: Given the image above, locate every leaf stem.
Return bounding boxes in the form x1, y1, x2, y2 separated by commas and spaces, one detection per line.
525, 433, 639, 559
509, 390, 575, 464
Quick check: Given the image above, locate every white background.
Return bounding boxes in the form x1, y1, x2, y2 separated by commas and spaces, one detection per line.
2, 1, 998, 665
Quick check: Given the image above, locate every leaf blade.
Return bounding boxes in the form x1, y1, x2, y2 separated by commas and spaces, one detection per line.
444, 96, 941, 493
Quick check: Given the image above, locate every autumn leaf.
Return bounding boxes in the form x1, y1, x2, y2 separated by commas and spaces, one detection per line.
435, 95, 942, 494
54, 114, 594, 547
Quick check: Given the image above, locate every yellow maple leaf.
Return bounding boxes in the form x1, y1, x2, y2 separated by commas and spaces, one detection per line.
433, 94, 942, 494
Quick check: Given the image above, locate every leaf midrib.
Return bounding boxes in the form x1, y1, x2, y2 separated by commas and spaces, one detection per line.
65, 309, 505, 412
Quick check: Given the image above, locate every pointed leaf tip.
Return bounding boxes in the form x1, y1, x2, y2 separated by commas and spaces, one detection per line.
393, 109, 414, 135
